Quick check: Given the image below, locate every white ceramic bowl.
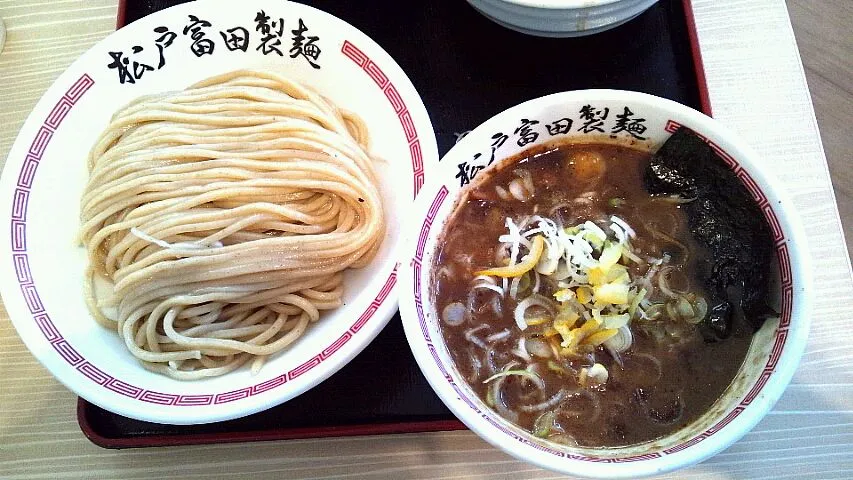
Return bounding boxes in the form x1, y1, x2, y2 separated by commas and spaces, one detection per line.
467, 0, 659, 37
399, 90, 811, 478
0, 0, 438, 425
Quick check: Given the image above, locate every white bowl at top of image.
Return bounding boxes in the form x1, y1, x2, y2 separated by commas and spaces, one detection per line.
0, 0, 438, 425
467, 0, 660, 37
398, 90, 811, 478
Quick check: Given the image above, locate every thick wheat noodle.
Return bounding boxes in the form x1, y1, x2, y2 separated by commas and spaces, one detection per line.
80, 69, 385, 380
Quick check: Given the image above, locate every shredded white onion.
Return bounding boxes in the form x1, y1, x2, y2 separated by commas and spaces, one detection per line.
500, 218, 529, 262
509, 276, 522, 300
610, 215, 636, 238
610, 223, 627, 244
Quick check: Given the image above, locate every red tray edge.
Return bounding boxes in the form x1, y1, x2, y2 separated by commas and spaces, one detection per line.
82, 0, 713, 449
682, 0, 713, 117
116, 0, 128, 30
78, 398, 467, 449
115, 0, 712, 118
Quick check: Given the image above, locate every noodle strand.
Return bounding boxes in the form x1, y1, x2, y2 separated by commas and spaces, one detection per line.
81, 69, 384, 379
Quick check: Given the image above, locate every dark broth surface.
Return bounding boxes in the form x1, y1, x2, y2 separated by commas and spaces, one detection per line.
432, 142, 753, 447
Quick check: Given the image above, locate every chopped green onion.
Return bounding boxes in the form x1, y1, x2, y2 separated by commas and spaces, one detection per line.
629, 288, 648, 317
645, 303, 665, 320
547, 360, 567, 375
602, 313, 630, 329
533, 411, 556, 438
486, 383, 496, 407
598, 241, 622, 270
483, 369, 545, 390
609, 197, 626, 208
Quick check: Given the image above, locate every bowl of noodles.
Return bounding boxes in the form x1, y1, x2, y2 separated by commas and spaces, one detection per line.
0, 0, 438, 424
466, 0, 660, 37
398, 90, 811, 477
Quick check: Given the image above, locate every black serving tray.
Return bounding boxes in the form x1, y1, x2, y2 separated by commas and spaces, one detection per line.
80, 0, 708, 448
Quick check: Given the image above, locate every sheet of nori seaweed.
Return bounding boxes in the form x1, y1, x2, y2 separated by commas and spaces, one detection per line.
644, 128, 775, 341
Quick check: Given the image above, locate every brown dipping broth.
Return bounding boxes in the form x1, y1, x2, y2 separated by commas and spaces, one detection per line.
431, 142, 752, 447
